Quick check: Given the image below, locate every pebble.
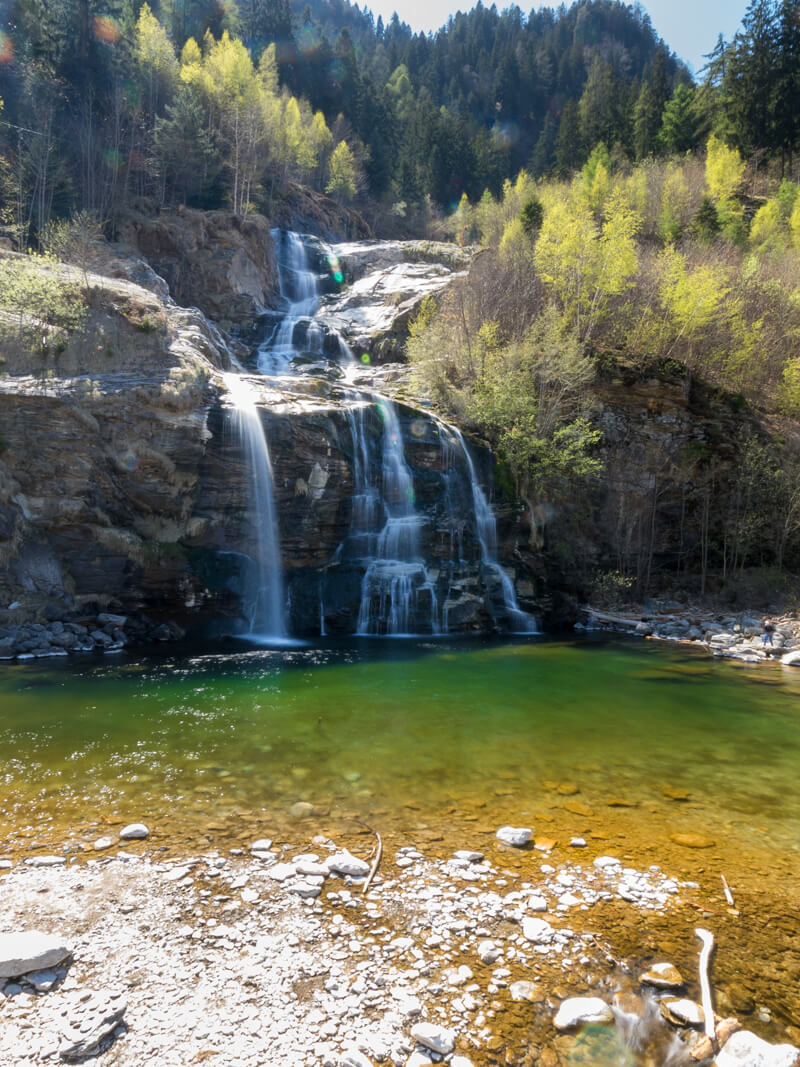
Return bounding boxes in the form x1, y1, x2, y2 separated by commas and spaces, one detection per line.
554, 996, 615, 1031
250, 838, 273, 851
267, 863, 297, 882
24, 856, 66, 868
93, 837, 114, 851
338, 1048, 374, 1067
495, 826, 532, 847
509, 980, 540, 1002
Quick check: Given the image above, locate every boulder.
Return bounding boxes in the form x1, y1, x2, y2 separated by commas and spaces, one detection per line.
0, 932, 72, 978
714, 1031, 800, 1067
781, 650, 800, 667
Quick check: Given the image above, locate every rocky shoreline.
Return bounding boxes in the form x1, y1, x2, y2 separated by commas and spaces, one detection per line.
0, 612, 185, 661
2, 826, 798, 1067
579, 605, 800, 667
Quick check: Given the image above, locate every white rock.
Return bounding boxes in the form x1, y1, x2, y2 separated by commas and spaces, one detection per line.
327, 852, 371, 877
661, 997, 704, 1026
250, 838, 273, 851
410, 1022, 456, 1055
287, 879, 322, 898
24, 855, 65, 868
338, 1049, 374, 1067
119, 823, 149, 840
267, 862, 297, 882
510, 980, 540, 1002
453, 850, 484, 863
295, 860, 329, 877
0, 860, 11, 870
451, 1058, 475, 1067
593, 856, 621, 869
0, 933, 72, 978
93, 836, 114, 851
27, 968, 59, 991
715, 1031, 800, 1067
570, 837, 587, 848
554, 996, 614, 1031
781, 650, 800, 667
526, 895, 548, 912
521, 917, 554, 944
406, 1054, 433, 1067
495, 826, 532, 847
478, 940, 501, 964
446, 964, 473, 986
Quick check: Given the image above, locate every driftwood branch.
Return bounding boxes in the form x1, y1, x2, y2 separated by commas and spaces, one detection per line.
361, 824, 382, 896
696, 927, 716, 1042
720, 874, 735, 907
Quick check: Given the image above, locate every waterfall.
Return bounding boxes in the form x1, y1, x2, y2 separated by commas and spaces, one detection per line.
223, 373, 286, 641
354, 396, 440, 636
239, 229, 537, 638
450, 426, 539, 633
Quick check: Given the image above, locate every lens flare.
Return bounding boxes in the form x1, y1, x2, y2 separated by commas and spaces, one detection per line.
0, 32, 14, 65
295, 25, 320, 55
360, 353, 371, 364
409, 419, 427, 439
119, 450, 137, 472
93, 16, 122, 43
104, 149, 124, 171
491, 121, 520, 149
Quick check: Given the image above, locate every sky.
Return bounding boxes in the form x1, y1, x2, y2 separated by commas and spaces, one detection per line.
361, 0, 750, 75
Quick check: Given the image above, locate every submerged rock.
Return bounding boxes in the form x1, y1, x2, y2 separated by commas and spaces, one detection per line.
640, 962, 685, 989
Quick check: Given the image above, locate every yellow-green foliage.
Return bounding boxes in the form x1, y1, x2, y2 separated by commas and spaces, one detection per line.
533, 189, 640, 340
326, 141, 358, 202
445, 148, 800, 408
176, 28, 333, 212
0, 253, 87, 354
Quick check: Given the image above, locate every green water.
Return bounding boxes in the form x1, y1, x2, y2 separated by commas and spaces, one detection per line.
2, 635, 799, 873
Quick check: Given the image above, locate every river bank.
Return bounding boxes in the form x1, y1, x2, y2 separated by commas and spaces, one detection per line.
579, 605, 800, 667
3, 826, 798, 1067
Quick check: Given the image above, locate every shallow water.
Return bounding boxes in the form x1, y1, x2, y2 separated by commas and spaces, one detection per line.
2, 635, 799, 1040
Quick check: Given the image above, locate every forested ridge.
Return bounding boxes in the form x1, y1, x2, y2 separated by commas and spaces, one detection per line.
0, 0, 797, 234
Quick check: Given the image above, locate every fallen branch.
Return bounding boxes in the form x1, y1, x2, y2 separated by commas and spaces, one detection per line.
362, 825, 383, 896
696, 927, 716, 1043
720, 874, 735, 907
682, 897, 719, 915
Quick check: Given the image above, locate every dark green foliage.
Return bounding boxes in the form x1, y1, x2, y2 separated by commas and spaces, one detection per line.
691, 195, 722, 242
520, 196, 544, 236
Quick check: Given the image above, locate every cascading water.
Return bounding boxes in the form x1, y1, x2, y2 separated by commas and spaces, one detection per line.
240, 228, 537, 638
223, 372, 287, 641
354, 396, 440, 636
450, 426, 539, 633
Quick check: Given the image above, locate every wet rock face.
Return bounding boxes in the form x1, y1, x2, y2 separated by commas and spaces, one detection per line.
199, 385, 532, 636
322, 241, 471, 363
